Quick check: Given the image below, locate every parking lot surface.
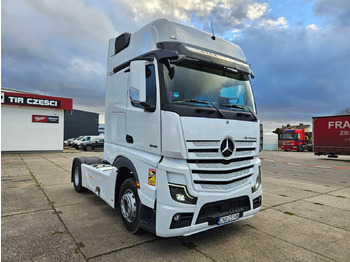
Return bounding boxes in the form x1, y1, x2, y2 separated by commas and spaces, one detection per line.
2, 150, 350, 261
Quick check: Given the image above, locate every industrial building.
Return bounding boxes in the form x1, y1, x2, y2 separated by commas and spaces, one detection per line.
2, 88, 100, 152
1, 88, 73, 152
64, 109, 99, 140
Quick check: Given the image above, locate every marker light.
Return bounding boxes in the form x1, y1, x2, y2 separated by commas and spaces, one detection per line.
252, 166, 262, 193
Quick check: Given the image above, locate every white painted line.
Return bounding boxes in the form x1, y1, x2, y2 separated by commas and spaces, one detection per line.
261, 158, 349, 170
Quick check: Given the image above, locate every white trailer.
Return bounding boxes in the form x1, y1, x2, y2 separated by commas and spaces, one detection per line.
72, 18, 263, 237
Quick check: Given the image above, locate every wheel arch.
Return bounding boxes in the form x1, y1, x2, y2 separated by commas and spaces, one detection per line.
113, 156, 140, 208
71, 156, 103, 182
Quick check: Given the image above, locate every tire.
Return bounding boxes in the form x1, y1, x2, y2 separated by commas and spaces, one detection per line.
119, 178, 142, 234
72, 160, 85, 193
86, 145, 93, 151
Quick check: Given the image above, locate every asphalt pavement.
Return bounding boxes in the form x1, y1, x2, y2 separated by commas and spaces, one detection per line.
1, 149, 350, 261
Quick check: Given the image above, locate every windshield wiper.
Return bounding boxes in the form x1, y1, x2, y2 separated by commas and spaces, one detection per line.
220, 104, 257, 121
172, 99, 226, 118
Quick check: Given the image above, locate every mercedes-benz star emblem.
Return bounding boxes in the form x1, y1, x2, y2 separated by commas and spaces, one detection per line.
220, 138, 235, 157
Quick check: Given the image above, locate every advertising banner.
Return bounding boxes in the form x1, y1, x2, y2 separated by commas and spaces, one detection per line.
32, 115, 59, 123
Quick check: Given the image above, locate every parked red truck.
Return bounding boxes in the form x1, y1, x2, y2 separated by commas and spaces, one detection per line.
313, 115, 350, 158
281, 129, 312, 152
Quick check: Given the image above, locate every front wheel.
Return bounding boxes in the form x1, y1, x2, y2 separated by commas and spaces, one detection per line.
119, 178, 142, 234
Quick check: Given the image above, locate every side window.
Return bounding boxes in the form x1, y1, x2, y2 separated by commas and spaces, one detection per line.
131, 64, 156, 110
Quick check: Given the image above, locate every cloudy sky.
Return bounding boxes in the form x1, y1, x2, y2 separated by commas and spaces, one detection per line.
2, 0, 350, 131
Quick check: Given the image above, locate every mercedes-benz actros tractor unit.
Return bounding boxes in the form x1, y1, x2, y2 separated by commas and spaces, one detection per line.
72, 18, 263, 237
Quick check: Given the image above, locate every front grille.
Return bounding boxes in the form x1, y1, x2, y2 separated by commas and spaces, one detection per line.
187, 140, 257, 159
186, 139, 257, 191
196, 196, 251, 224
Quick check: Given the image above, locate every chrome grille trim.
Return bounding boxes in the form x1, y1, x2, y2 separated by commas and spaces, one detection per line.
185, 139, 257, 190
188, 159, 253, 170
235, 141, 255, 147
186, 139, 257, 160
188, 141, 220, 147
194, 167, 252, 181
199, 178, 249, 190
193, 152, 220, 158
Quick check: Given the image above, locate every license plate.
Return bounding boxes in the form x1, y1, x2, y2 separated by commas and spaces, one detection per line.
218, 213, 240, 225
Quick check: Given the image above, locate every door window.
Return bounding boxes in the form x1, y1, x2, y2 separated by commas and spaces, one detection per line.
131, 64, 156, 110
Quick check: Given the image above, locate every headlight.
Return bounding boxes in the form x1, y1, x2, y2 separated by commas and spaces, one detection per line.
252, 166, 262, 193
169, 183, 197, 205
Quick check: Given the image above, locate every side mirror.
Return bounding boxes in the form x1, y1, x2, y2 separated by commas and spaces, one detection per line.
129, 60, 147, 102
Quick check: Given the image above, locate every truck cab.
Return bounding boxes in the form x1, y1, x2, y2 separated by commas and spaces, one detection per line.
72, 18, 263, 237
281, 129, 307, 151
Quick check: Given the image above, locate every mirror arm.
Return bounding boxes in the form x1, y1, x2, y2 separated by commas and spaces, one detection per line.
140, 102, 156, 112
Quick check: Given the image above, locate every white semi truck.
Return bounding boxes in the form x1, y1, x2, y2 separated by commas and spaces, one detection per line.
72, 18, 263, 237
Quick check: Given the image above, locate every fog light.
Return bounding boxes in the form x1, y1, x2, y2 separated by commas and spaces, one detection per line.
173, 213, 181, 222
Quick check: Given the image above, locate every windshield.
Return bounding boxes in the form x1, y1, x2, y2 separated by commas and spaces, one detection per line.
163, 60, 256, 114
282, 133, 297, 140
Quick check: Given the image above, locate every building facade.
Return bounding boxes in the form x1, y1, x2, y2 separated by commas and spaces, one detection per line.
1, 88, 73, 152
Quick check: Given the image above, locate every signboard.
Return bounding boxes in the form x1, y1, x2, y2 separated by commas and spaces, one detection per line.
32, 115, 59, 123
1, 91, 73, 110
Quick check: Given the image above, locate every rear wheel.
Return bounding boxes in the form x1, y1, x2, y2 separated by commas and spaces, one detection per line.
86, 145, 93, 151
73, 160, 85, 192
119, 178, 142, 233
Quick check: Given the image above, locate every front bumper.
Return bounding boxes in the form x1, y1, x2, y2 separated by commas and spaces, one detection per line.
282, 145, 297, 150
154, 157, 262, 237
156, 188, 262, 237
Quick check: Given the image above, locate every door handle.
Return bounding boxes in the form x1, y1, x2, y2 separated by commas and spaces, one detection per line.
126, 135, 134, 144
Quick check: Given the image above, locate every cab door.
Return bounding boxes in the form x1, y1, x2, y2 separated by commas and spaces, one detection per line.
125, 61, 161, 155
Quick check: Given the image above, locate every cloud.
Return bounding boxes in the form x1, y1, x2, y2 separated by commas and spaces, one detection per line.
28, 0, 117, 51
2, 0, 349, 128
69, 58, 105, 77
246, 3, 269, 20
2, 0, 117, 113
312, 0, 350, 26
261, 17, 288, 28
307, 24, 320, 30
237, 21, 350, 126
120, 0, 217, 22
119, 0, 274, 33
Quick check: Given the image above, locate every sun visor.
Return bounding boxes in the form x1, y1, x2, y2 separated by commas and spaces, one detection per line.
157, 41, 253, 76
